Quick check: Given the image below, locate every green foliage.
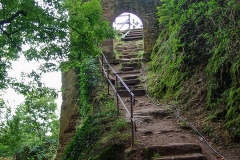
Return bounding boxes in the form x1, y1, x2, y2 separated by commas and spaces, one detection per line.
62, 114, 129, 160
148, 23, 186, 100
149, 0, 240, 140
78, 57, 102, 115
61, 0, 123, 153
113, 118, 130, 132
151, 153, 162, 160
88, 144, 125, 160
0, 1, 64, 157
0, 86, 59, 159
1, 0, 115, 159
0, 0, 68, 89
61, 0, 115, 68
59, 0, 115, 116
62, 115, 104, 160
62, 65, 129, 160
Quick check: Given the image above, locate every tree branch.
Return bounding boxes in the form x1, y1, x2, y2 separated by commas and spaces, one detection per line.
0, 27, 22, 51
8, 30, 19, 35
0, 10, 27, 25
69, 25, 82, 35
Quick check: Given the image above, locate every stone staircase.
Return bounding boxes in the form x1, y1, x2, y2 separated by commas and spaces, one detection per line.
122, 103, 209, 160
110, 38, 213, 159
112, 40, 146, 97
121, 28, 143, 41
145, 143, 207, 160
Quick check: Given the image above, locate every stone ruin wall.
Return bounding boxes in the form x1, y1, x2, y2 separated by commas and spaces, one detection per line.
55, 0, 161, 159
55, 69, 79, 160
101, 0, 161, 61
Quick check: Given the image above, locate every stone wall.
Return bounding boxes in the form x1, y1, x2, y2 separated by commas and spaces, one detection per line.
55, 69, 79, 160
101, 0, 161, 61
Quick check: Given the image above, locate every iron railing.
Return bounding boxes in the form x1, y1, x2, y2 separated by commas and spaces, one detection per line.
99, 51, 135, 146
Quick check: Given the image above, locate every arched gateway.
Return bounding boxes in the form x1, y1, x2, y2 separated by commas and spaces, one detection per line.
101, 0, 161, 61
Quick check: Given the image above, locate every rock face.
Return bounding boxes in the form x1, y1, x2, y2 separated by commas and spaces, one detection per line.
55, 69, 79, 160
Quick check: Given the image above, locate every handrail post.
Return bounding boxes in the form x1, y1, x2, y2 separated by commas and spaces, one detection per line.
116, 75, 119, 115
107, 64, 110, 95
101, 51, 136, 147
101, 54, 104, 74
130, 95, 134, 147
133, 95, 137, 131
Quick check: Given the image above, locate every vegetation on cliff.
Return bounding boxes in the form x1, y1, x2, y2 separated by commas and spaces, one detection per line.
148, 0, 240, 141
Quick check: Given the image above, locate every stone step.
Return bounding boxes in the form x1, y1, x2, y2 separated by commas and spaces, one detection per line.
122, 47, 143, 51
128, 29, 143, 32
125, 33, 143, 37
122, 32, 143, 37
134, 116, 153, 123
115, 46, 127, 52
134, 108, 171, 118
121, 79, 141, 86
122, 62, 141, 68
118, 85, 144, 91
120, 58, 142, 63
122, 51, 136, 55
122, 36, 143, 41
128, 30, 143, 34
130, 28, 143, 31
118, 89, 146, 97
129, 29, 143, 32
122, 51, 142, 55
153, 153, 207, 160
125, 45, 138, 49
121, 29, 143, 41
116, 70, 141, 74
118, 85, 144, 90
119, 54, 138, 59
120, 67, 135, 71
122, 75, 139, 80
145, 143, 203, 159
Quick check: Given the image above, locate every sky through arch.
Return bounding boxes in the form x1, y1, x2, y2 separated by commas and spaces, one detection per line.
112, 12, 143, 31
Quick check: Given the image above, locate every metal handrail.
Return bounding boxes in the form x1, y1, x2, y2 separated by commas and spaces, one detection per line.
99, 51, 135, 146
100, 52, 134, 95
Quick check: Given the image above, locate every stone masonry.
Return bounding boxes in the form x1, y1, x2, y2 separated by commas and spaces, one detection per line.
55, 69, 79, 160
101, 0, 161, 61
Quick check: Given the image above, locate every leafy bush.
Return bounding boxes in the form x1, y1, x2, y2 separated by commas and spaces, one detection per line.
77, 57, 102, 115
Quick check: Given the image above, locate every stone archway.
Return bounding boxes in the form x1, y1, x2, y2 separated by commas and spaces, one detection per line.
101, 0, 161, 61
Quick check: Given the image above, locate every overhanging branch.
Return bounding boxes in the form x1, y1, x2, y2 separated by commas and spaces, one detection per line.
0, 10, 27, 25
0, 27, 22, 51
